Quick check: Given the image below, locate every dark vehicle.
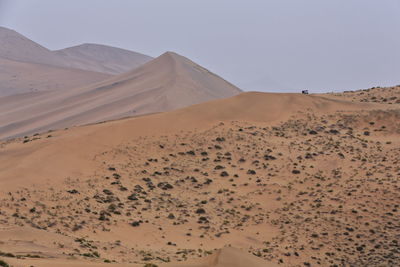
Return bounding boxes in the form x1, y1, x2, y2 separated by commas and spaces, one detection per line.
302, 90, 309, 94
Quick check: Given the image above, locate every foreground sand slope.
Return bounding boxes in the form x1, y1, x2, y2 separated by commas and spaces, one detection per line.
0, 90, 398, 266
1, 247, 277, 267
0, 52, 241, 140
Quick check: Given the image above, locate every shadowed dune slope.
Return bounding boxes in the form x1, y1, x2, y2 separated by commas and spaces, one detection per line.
54, 43, 153, 74
0, 51, 242, 139
0, 57, 111, 97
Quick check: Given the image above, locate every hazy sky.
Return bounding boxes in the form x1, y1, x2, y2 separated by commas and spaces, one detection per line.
0, 0, 399, 92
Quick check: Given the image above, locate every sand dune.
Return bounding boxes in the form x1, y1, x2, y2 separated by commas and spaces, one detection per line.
0, 51, 242, 139
54, 43, 153, 74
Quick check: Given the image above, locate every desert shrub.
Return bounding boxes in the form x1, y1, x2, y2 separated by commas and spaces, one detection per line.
195, 208, 206, 214
0, 259, 9, 267
220, 171, 229, 177
0, 252, 14, 258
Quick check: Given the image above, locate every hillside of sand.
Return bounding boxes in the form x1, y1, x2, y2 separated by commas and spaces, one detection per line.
0, 89, 399, 266
0, 52, 242, 140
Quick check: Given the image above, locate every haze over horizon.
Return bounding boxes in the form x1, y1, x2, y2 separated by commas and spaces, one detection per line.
0, 0, 399, 93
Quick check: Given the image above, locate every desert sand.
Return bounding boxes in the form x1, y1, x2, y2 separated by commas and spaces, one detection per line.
0, 86, 399, 266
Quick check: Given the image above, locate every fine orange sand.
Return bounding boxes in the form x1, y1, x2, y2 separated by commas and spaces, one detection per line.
0, 87, 399, 266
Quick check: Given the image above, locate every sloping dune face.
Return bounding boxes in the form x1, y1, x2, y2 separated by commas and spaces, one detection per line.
54, 43, 153, 74
0, 57, 111, 97
0, 91, 399, 266
0, 52, 242, 140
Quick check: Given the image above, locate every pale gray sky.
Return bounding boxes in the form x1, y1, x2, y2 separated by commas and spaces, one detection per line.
0, 0, 399, 92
